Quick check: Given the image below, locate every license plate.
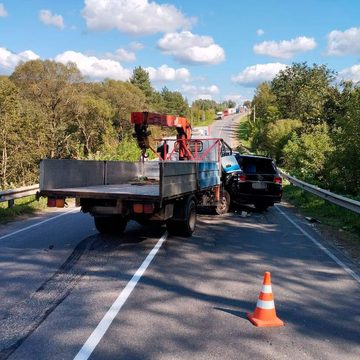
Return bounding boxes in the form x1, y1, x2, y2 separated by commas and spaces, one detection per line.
252, 182, 267, 190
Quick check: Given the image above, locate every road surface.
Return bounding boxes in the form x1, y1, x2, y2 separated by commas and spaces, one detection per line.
0, 114, 359, 359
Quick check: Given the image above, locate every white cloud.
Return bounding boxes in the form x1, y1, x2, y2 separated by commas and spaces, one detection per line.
0, 3, 8, 17
105, 48, 136, 62
39, 9, 64, 29
232, 63, 287, 87
145, 64, 190, 82
55, 51, 131, 81
182, 84, 219, 99
326, 27, 360, 56
82, 0, 195, 35
339, 64, 360, 83
129, 42, 144, 51
253, 36, 316, 59
223, 94, 243, 103
0, 48, 40, 70
158, 31, 225, 65
256, 29, 264, 36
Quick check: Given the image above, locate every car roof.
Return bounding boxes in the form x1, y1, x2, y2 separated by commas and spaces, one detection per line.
235, 153, 274, 161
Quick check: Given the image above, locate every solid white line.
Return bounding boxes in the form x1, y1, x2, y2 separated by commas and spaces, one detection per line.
276, 205, 360, 284
73, 231, 168, 360
0, 208, 79, 241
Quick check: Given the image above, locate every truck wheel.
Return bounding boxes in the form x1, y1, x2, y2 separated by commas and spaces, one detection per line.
214, 190, 230, 215
94, 216, 127, 235
167, 198, 196, 237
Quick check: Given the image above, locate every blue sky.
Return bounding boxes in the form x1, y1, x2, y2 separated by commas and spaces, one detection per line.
1, 0, 360, 104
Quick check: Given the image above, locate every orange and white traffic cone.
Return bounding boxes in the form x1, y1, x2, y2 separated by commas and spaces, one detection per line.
247, 271, 284, 327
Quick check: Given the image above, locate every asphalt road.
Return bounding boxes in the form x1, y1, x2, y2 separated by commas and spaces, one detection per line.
209, 113, 241, 148
0, 114, 359, 359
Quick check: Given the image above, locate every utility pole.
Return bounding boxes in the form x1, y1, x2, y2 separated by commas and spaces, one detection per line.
253, 105, 256, 123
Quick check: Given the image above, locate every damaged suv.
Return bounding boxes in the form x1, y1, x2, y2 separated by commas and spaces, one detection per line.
221, 153, 282, 211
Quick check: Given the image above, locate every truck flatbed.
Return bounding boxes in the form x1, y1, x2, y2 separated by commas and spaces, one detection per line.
41, 183, 160, 200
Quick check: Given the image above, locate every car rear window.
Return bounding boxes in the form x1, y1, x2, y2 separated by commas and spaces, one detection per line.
235, 156, 276, 174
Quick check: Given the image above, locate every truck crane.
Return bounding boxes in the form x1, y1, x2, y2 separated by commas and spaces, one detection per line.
131, 112, 192, 160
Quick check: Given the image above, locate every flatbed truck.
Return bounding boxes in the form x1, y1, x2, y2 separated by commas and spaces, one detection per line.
40, 157, 222, 237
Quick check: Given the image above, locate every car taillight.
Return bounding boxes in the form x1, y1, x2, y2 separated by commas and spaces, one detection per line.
239, 174, 247, 182
274, 176, 282, 184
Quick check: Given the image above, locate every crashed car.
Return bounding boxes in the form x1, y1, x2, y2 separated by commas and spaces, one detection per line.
221, 153, 282, 211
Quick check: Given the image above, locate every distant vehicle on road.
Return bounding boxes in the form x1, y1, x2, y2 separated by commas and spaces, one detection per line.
216, 111, 223, 120
221, 154, 282, 211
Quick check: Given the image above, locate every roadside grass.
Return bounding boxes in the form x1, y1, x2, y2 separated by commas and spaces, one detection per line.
283, 183, 360, 245
236, 116, 252, 151
0, 196, 48, 224
192, 117, 214, 127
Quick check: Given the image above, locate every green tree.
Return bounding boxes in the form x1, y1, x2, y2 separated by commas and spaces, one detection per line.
129, 66, 157, 110
96, 79, 146, 140
160, 87, 189, 116
0, 77, 47, 187
10, 59, 83, 158
261, 119, 302, 162
283, 122, 333, 183
330, 85, 360, 194
271, 63, 336, 125
67, 92, 114, 157
251, 82, 279, 122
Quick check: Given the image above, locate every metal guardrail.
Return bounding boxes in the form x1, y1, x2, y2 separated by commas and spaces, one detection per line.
279, 170, 360, 215
0, 184, 39, 208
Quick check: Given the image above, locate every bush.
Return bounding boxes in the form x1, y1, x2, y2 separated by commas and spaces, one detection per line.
283, 123, 333, 183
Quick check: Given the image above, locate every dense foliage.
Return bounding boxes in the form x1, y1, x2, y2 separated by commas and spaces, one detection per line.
0, 60, 234, 189
246, 62, 360, 195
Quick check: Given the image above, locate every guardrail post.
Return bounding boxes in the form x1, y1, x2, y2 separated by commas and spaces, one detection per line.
8, 199, 14, 208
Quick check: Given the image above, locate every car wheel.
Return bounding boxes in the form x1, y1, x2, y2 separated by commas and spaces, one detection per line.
214, 190, 230, 215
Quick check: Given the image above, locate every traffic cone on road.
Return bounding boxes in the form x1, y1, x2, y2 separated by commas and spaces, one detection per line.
247, 271, 284, 327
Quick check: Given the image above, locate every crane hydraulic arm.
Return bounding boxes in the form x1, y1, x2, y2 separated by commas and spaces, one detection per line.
131, 112, 192, 160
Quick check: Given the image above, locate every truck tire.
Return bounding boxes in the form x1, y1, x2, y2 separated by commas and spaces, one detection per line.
214, 190, 230, 215
94, 215, 127, 235
166, 197, 196, 237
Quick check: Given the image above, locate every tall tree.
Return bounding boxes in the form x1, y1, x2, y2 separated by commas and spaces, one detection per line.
160, 87, 189, 116
251, 82, 279, 122
330, 85, 360, 194
10, 60, 83, 158
129, 66, 156, 110
271, 63, 336, 125
96, 79, 146, 140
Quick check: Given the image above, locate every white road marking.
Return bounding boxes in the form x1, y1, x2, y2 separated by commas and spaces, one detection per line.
0, 208, 79, 241
73, 231, 168, 360
276, 205, 360, 284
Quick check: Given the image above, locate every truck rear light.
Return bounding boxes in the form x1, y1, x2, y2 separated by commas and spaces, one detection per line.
133, 204, 143, 213
47, 197, 65, 208
133, 203, 155, 214
56, 198, 65, 208
143, 204, 155, 214
47, 198, 56, 207
274, 177, 282, 184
